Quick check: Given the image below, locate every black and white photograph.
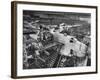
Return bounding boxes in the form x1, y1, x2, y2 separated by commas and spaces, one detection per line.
11, 1, 97, 78
23, 10, 91, 69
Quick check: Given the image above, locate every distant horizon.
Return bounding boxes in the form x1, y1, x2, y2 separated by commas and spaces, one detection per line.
23, 10, 91, 25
